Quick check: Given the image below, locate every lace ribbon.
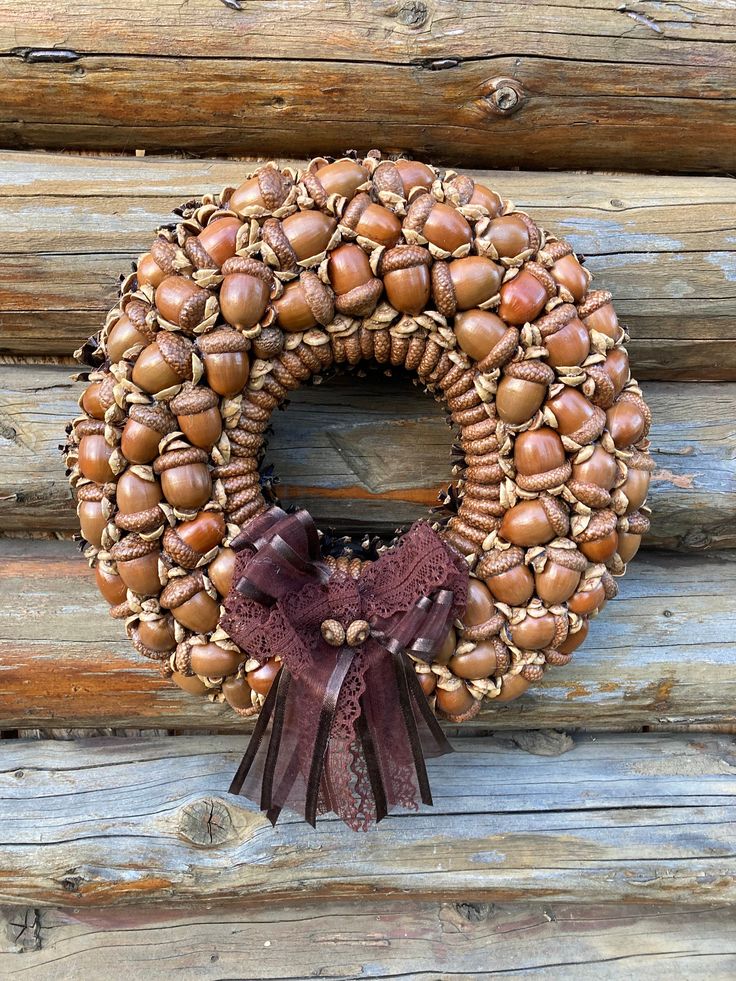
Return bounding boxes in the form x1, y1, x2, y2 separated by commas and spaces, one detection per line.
221, 507, 468, 830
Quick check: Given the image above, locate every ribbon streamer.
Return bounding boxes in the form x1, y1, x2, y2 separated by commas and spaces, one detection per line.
221, 507, 468, 830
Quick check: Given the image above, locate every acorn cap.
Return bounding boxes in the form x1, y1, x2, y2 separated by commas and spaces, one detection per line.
514, 214, 542, 253
256, 166, 293, 210
197, 327, 250, 355
301, 170, 329, 208
539, 494, 570, 537
431, 261, 456, 317
184, 235, 218, 271
156, 331, 195, 380
620, 510, 651, 535
163, 526, 203, 568
535, 303, 578, 338
74, 419, 106, 439
252, 326, 284, 359
110, 600, 136, 620
76, 482, 109, 503
160, 570, 206, 609
503, 359, 555, 385
340, 192, 371, 230
575, 509, 618, 543
153, 446, 209, 474
149, 238, 178, 275
334, 278, 383, 317
578, 290, 613, 319
128, 403, 177, 436
380, 244, 432, 274
211, 457, 259, 480
115, 505, 164, 533
110, 534, 159, 561
221, 256, 275, 287
540, 240, 573, 264
94, 374, 117, 411
477, 546, 526, 579
372, 161, 405, 197
545, 546, 588, 572
261, 218, 297, 270
602, 570, 619, 600
476, 327, 520, 373
524, 261, 557, 299
447, 174, 475, 205
403, 193, 435, 233
170, 383, 219, 416
628, 449, 656, 473
301, 270, 335, 326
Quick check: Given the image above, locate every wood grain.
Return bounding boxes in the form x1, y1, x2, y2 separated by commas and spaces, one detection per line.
1, 540, 734, 731
2, 900, 735, 978
0, 2, 734, 172
1, 152, 735, 378
0, 732, 733, 907
1, 364, 733, 550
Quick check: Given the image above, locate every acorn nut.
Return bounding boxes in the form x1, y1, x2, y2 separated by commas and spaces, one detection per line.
380, 245, 432, 316
163, 510, 226, 569
160, 570, 220, 633
219, 256, 273, 331
170, 384, 222, 450
272, 271, 335, 332
121, 403, 177, 464
131, 331, 194, 395
432, 257, 503, 317
477, 547, 535, 607
479, 213, 539, 259
341, 193, 402, 248
184, 216, 242, 270
229, 165, 293, 215
454, 309, 508, 362
110, 536, 162, 596
404, 195, 472, 253
328, 243, 383, 316
499, 263, 557, 325
190, 642, 244, 678
154, 446, 212, 510
499, 495, 569, 547
155, 276, 209, 331
542, 240, 588, 301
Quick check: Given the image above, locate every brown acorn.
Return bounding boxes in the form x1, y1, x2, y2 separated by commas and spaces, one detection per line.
578, 290, 622, 341
557, 618, 589, 654
495, 673, 530, 702
155, 276, 209, 330
110, 536, 162, 596
171, 672, 210, 695
251, 326, 284, 360
163, 510, 226, 569
571, 445, 619, 489
228, 165, 293, 215
606, 393, 651, 449
190, 642, 244, 678
197, 328, 250, 397
541, 240, 588, 301
447, 174, 503, 216
373, 158, 435, 197
131, 332, 194, 395
170, 384, 222, 450
575, 509, 619, 562
77, 426, 115, 483
617, 450, 654, 514
477, 547, 534, 607
184, 216, 242, 269
307, 158, 368, 202
328, 243, 383, 316
510, 612, 557, 651
513, 427, 569, 491
160, 570, 220, 633
418, 671, 437, 696
81, 374, 116, 420
534, 546, 587, 604
546, 388, 605, 445
499, 495, 569, 547
340, 193, 401, 248
136, 238, 177, 288
219, 256, 273, 330
205, 546, 237, 596
106, 300, 154, 362
95, 561, 128, 605
380, 245, 432, 315
404, 196, 472, 253
134, 615, 176, 655
449, 640, 499, 680
496, 360, 555, 425
222, 674, 254, 711
463, 579, 496, 627
154, 446, 212, 510
121, 403, 177, 464
77, 483, 110, 548
479, 213, 539, 259
434, 626, 457, 666
435, 682, 478, 720
568, 582, 606, 616
536, 304, 590, 368
498, 263, 557, 325
247, 658, 281, 695
263, 211, 336, 268
615, 510, 650, 564
454, 309, 508, 362
272, 271, 335, 332
432, 257, 503, 316
114, 469, 163, 534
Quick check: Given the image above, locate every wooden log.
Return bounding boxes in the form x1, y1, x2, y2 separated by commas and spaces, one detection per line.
2, 900, 735, 978
1, 151, 735, 379
0, 363, 733, 549
0, 732, 733, 907
1, 540, 734, 731
0, 2, 734, 172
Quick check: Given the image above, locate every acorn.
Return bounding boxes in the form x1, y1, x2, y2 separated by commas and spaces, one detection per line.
510, 611, 557, 651
272, 271, 335, 332
184, 216, 242, 269
373, 158, 435, 197
477, 547, 534, 607
534, 546, 587, 604
557, 618, 589, 655
541, 240, 588, 301
81, 373, 116, 420
418, 671, 437, 696
536, 304, 590, 368
154, 446, 212, 510
578, 290, 622, 341
435, 682, 478, 720
77, 483, 110, 548
328, 243, 383, 316
575, 509, 619, 562
115, 469, 163, 535
247, 658, 281, 696
380, 245, 432, 315
163, 510, 226, 569
464, 578, 496, 627
110, 536, 162, 596
251, 326, 284, 360
106, 300, 155, 362
546, 388, 606, 445
499, 495, 569, 547
134, 615, 176, 655
454, 309, 508, 362
131, 332, 194, 395
496, 360, 555, 425
449, 640, 499, 680
262, 212, 336, 269
121, 404, 177, 464
136, 238, 177, 289
160, 570, 220, 633
434, 626, 457, 666
222, 674, 254, 711
197, 328, 250, 397
228, 165, 293, 215
404, 196, 472, 253
169, 384, 222, 450
588, 348, 630, 408
617, 450, 654, 514
172, 672, 210, 695
616, 510, 650, 564
606, 393, 651, 449
304, 158, 368, 203
568, 581, 606, 616
432, 257, 503, 316
219, 256, 273, 330
447, 174, 502, 216
479, 213, 539, 259
190, 642, 244, 678
77, 423, 115, 483
155, 276, 209, 330
340, 193, 401, 247
498, 263, 557, 325
206, 546, 237, 596
95, 561, 128, 605
495, 673, 530, 702
513, 427, 569, 491
571, 444, 619, 489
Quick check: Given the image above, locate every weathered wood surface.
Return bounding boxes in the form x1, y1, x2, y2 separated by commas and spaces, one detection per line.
0, 2, 734, 172
1, 540, 734, 731
2, 901, 735, 979
1, 152, 735, 378
1, 364, 733, 549
0, 732, 733, 907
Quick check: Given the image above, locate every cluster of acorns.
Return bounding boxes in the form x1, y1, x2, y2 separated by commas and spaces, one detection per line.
66, 151, 652, 723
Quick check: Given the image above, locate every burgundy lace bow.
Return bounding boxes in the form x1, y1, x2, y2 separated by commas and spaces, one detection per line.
221, 507, 468, 830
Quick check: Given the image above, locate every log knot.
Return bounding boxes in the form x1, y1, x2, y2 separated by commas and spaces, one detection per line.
178, 797, 234, 847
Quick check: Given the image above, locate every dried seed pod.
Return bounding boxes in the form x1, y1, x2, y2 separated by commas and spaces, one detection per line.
341, 193, 401, 247
155, 276, 209, 331
534, 546, 587, 604
404, 196, 472, 253
477, 547, 534, 607
328, 243, 383, 316
498, 262, 557, 325
110, 536, 162, 596
185, 216, 242, 269
106, 300, 155, 362
272, 271, 335, 331
514, 427, 570, 491
163, 510, 226, 568
499, 494, 569, 547
132, 332, 194, 394
197, 328, 251, 397
496, 360, 555, 425
432, 257, 503, 316
536, 304, 590, 368
479, 213, 539, 259
190, 642, 244, 678
218, 256, 273, 331
170, 384, 222, 450
578, 290, 623, 342
542, 240, 588, 301
121, 403, 177, 464
160, 571, 220, 633
380, 245, 432, 315
229, 165, 293, 214
153, 446, 212, 510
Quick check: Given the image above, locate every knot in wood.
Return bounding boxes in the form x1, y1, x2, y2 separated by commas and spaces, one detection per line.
484, 77, 525, 116
178, 797, 233, 847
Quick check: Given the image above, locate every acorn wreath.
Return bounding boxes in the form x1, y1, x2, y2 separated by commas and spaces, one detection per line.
66, 152, 653, 829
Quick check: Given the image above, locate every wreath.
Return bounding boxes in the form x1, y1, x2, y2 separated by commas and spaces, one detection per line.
66, 152, 652, 828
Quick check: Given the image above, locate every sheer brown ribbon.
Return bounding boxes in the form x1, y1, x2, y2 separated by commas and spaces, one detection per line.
221, 507, 468, 830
